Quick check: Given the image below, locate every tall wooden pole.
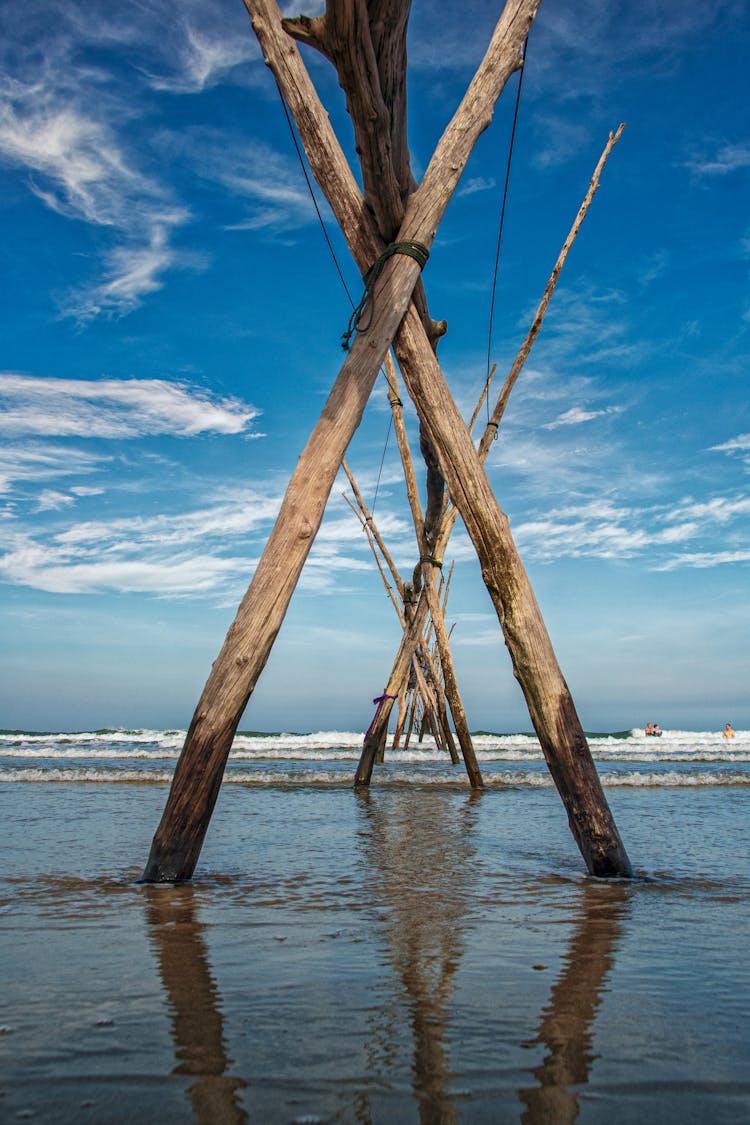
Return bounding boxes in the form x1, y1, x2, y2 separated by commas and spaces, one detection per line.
358, 127, 625, 769
143, 0, 539, 881
248, 0, 631, 876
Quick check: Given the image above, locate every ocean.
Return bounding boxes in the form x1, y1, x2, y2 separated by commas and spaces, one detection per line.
3, 725, 749, 789
1, 727, 749, 1123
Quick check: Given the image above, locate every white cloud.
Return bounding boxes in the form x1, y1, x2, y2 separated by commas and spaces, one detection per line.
684, 143, 750, 178
0, 99, 142, 228
0, 0, 257, 317
168, 129, 320, 233
55, 492, 282, 552
0, 78, 187, 315
0, 483, 390, 598
0, 373, 261, 438
0, 535, 250, 596
657, 549, 750, 572
35, 490, 78, 513
668, 496, 750, 524
0, 443, 108, 495
457, 176, 496, 198
143, 24, 257, 93
543, 405, 621, 430
508, 493, 750, 565
711, 433, 750, 455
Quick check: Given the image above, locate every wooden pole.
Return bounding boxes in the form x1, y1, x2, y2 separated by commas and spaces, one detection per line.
143, 0, 537, 882
144, 0, 631, 881
362, 125, 626, 752
260, 0, 629, 873
342, 475, 455, 760
383, 356, 482, 786
281, 0, 630, 880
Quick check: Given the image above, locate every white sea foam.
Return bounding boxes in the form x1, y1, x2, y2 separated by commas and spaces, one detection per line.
2, 728, 748, 787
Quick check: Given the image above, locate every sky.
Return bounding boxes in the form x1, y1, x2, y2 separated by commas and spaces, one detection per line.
1, 0, 748, 734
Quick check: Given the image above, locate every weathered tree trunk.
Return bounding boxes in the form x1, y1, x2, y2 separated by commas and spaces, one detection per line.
143, 0, 538, 882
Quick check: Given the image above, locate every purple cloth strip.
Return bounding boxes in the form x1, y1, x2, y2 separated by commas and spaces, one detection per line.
364, 694, 398, 740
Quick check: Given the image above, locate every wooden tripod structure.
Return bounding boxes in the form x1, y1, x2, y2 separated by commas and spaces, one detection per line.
142, 0, 633, 883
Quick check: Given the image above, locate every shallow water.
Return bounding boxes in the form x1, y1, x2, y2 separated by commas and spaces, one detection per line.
1, 773, 749, 1123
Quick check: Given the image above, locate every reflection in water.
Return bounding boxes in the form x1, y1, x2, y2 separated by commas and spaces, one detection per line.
357, 789, 481, 1123
519, 880, 631, 1124
144, 886, 247, 1124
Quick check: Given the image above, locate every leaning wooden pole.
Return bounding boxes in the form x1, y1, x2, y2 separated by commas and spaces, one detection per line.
341, 477, 454, 759
384, 357, 482, 786
142, 0, 538, 881
360, 125, 626, 758
249, 2, 629, 877
247, 0, 630, 877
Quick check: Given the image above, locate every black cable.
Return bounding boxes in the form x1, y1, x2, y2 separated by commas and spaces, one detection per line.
485, 37, 528, 421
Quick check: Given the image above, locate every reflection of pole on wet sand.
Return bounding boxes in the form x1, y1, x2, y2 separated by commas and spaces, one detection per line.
519, 880, 631, 1125
144, 885, 247, 1125
357, 789, 480, 1124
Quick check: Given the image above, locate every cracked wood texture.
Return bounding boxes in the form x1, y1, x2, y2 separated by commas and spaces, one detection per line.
143, 0, 632, 882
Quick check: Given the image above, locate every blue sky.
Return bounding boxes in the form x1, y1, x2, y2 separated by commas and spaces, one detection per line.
1, 0, 748, 734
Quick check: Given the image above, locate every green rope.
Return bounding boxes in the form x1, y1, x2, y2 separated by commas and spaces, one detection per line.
342, 241, 430, 351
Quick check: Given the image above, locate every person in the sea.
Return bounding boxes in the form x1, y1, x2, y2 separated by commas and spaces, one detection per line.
723, 722, 736, 739
645, 722, 654, 736
652, 723, 662, 737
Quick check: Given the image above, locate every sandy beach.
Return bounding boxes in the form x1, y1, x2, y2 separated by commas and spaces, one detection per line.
2, 732, 750, 1122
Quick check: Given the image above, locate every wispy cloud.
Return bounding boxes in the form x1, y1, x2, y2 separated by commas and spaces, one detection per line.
711, 433, 750, 455
668, 496, 750, 524
0, 533, 251, 596
164, 128, 320, 234
543, 405, 624, 430
55, 492, 282, 551
0, 373, 261, 439
511, 492, 750, 567
0, 0, 258, 316
0, 482, 389, 598
457, 176, 497, 198
142, 23, 257, 94
531, 113, 591, 170
526, 0, 737, 100
684, 142, 750, 178
0, 443, 109, 497
656, 549, 750, 571
35, 490, 79, 513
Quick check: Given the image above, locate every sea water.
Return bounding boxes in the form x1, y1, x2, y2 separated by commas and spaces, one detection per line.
2, 725, 748, 788
1, 728, 749, 1123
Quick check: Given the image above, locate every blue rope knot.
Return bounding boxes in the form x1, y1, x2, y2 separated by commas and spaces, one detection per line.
342, 241, 430, 351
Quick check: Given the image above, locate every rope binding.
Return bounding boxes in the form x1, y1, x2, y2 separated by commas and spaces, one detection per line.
342, 241, 430, 350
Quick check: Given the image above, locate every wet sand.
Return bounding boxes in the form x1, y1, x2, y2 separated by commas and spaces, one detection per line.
1, 783, 749, 1122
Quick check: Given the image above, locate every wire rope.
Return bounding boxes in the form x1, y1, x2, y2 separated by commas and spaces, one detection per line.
276, 86, 393, 515
484, 36, 528, 425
